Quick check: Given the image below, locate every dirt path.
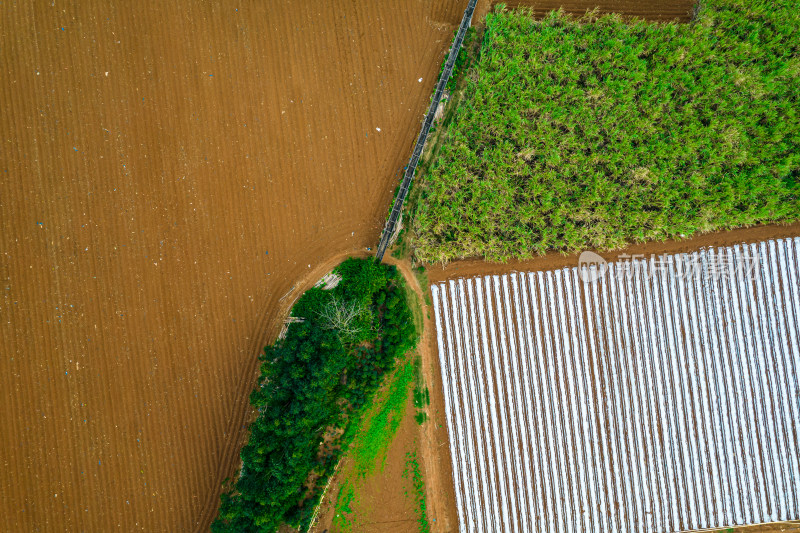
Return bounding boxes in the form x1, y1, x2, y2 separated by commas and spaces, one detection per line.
427, 222, 800, 285
0, 2, 466, 531
387, 258, 459, 533
473, 0, 695, 22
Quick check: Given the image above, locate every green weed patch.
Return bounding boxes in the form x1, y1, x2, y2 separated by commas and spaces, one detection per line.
403, 450, 430, 533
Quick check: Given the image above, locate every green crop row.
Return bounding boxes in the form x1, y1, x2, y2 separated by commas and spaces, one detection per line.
412, 0, 800, 263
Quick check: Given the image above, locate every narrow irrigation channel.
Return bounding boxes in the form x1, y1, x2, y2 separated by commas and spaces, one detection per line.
376, 0, 478, 261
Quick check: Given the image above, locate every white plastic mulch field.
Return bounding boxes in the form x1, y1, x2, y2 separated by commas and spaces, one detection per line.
431, 238, 800, 533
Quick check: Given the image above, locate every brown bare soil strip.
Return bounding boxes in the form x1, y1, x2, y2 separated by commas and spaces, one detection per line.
427, 222, 800, 285
390, 259, 459, 533
314, 394, 418, 533
474, 0, 695, 23
693, 522, 800, 533
0, 2, 467, 531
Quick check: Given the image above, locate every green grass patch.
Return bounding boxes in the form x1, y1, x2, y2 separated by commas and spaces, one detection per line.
413, 266, 431, 304
403, 450, 430, 533
329, 352, 418, 532
412, 357, 430, 425
350, 360, 415, 477
438, 27, 479, 94
332, 481, 357, 533
413, 385, 430, 410
412, 1, 800, 263
391, 226, 412, 260
400, 272, 425, 336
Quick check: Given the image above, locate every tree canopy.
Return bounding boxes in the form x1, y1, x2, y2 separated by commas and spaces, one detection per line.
212, 259, 417, 532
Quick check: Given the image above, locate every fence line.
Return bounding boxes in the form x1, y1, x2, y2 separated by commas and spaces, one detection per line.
375, 0, 478, 261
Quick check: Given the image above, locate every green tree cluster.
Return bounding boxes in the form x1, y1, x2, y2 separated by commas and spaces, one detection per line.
413, 0, 800, 262
212, 258, 417, 532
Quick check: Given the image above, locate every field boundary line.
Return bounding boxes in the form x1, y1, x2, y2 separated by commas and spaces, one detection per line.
375, 0, 477, 261
306, 457, 344, 533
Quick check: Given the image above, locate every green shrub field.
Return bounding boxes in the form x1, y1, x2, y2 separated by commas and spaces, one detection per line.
211, 259, 417, 533
412, 0, 800, 262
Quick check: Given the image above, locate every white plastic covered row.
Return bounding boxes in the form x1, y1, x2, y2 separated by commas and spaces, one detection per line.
430, 237, 800, 533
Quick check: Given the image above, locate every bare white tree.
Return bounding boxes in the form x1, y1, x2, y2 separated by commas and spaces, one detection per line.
316, 296, 367, 339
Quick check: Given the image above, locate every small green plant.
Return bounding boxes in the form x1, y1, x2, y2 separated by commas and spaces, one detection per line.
413, 386, 430, 409
391, 226, 411, 260
412, 357, 430, 425
332, 482, 357, 532
438, 27, 478, 92
413, 266, 430, 295
403, 450, 430, 533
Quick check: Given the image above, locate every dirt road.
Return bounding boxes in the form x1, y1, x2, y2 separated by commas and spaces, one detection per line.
474, 0, 695, 22
427, 222, 800, 284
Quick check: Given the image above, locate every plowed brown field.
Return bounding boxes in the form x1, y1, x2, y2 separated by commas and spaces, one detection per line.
0, 1, 465, 531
